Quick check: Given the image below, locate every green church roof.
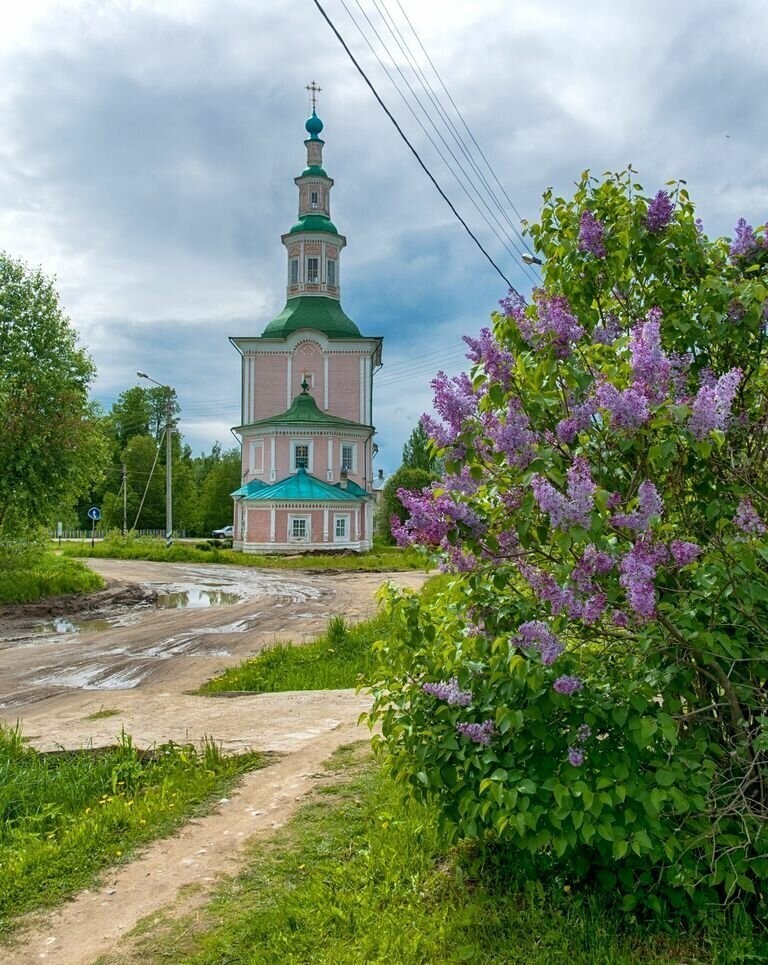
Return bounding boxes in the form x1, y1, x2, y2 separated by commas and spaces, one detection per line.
231, 478, 266, 498
261, 296, 361, 338
288, 213, 339, 235
243, 468, 365, 503
305, 111, 324, 139
237, 386, 370, 431
300, 165, 328, 177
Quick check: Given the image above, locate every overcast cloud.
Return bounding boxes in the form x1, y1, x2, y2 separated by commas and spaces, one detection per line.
1, 0, 766, 469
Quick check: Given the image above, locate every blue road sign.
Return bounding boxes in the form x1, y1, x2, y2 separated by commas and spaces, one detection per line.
87, 506, 101, 521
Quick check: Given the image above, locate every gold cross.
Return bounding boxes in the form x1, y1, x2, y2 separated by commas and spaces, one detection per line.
306, 80, 322, 112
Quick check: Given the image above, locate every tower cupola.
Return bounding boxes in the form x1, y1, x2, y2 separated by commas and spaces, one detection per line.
281, 83, 346, 302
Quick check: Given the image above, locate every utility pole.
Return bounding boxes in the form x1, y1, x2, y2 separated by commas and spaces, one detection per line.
165, 390, 173, 547
122, 463, 127, 536
137, 371, 174, 547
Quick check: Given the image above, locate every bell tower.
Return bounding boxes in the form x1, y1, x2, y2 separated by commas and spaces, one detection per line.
282, 82, 346, 301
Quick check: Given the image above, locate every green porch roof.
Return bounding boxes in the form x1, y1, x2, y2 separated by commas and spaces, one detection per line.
236, 388, 370, 431
261, 296, 361, 338
242, 468, 365, 502
231, 479, 266, 498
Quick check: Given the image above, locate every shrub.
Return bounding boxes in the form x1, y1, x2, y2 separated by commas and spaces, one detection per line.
370, 171, 768, 915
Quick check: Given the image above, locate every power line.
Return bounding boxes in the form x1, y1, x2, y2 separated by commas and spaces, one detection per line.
312, 0, 522, 297
343, 0, 539, 286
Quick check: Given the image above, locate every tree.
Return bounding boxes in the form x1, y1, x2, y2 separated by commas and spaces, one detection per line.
199, 448, 241, 534
401, 421, 441, 473
370, 173, 768, 913
376, 466, 434, 543
0, 253, 108, 533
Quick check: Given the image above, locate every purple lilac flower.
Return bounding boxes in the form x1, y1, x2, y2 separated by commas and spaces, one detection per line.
630, 308, 672, 404
578, 210, 607, 258
581, 592, 608, 624
456, 719, 495, 745
576, 724, 592, 742
611, 481, 663, 531
441, 545, 478, 573
646, 191, 674, 232
695, 218, 704, 235
553, 675, 584, 695
730, 218, 758, 260
734, 498, 766, 537
421, 371, 478, 449
595, 382, 650, 429
619, 537, 668, 620
516, 620, 564, 665
568, 746, 585, 767
463, 328, 516, 389
611, 609, 630, 628
593, 313, 622, 345
556, 399, 597, 444
499, 288, 527, 320
571, 545, 614, 591
670, 540, 702, 567
688, 368, 743, 439
482, 401, 537, 469
515, 291, 585, 358
531, 456, 596, 530
727, 299, 746, 323
422, 677, 473, 707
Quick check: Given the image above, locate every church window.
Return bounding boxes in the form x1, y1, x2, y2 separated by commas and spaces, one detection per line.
289, 259, 299, 285
327, 259, 336, 287
294, 444, 309, 469
306, 257, 319, 283
289, 516, 310, 541
334, 515, 349, 542
341, 443, 354, 473
311, 190, 319, 209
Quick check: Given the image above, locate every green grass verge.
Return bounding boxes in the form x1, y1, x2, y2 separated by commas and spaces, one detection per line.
0, 725, 265, 935
199, 576, 445, 696
61, 537, 425, 572
121, 746, 764, 964
0, 553, 104, 605
199, 613, 388, 694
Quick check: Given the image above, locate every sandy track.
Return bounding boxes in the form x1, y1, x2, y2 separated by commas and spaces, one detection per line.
0, 559, 427, 963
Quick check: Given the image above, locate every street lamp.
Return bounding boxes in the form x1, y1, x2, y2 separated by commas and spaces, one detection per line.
137, 371, 174, 546
522, 252, 543, 266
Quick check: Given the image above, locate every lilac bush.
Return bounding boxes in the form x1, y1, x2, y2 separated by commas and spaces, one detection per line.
370, 172, 768, 914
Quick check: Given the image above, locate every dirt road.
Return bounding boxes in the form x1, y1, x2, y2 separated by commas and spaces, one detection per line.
2, 559, 427, 963
0, 559, 426, 752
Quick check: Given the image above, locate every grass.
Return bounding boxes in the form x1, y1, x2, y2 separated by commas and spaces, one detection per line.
0, 552, 104, 605
118, 745, 765, 964
84, 707, 121, 721
0, 724, 265, 936
199, 613, 389, 694
61, 536, 425, 572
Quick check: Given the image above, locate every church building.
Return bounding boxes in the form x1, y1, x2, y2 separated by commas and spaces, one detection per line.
229, 96, 382, 553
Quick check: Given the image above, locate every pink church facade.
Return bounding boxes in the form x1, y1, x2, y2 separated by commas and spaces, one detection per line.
229, 103, 382, 553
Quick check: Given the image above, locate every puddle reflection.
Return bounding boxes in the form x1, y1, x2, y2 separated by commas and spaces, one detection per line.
154, 588, 242, 609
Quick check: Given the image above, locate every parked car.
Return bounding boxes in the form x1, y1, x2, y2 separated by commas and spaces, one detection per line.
211, 525, 234, 539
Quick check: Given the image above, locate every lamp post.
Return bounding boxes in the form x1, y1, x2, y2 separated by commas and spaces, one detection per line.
137, 371, 174, 546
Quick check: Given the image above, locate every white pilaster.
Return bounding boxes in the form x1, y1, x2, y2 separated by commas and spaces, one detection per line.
270, 507, 276, 541
323, 355, 329, 409
323, 507, 329, 541
287, 355, 292, 408
270, 437, 276, 481
359, 357, 365, 423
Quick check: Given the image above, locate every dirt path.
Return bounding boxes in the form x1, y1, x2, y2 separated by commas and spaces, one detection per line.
0, 559, 427, 963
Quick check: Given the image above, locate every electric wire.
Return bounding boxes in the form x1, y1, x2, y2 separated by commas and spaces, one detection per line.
338, 0, 535, 288
312, 0, 521, 297
367, 0, 539, 284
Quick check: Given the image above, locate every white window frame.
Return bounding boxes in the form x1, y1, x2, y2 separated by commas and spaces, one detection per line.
340, 442, 357, 474
310, 190, 319, 209
288, 515, 311, 543
249, 441, 264, 474
333, 514, 349, 543
289, 258, 299, 285
290, 439, 314, 472
306, 257, 319, 284
327, 258, 336, 287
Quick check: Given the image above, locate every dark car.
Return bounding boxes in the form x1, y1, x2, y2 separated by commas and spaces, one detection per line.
211, 525, 234, 539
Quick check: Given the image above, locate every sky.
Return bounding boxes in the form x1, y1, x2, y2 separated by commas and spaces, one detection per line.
1, 0, 766, 471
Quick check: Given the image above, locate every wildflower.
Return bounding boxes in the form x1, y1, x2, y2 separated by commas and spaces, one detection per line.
611, 481, 663, 532
516, 620, 564, 665
734, 498, 766, 537
567, 746, 585, 767
456, 719, 496, 745
578, 210, 607, 258
553, 675, 584, 695
422, 678, 473, 707
688, 368, 742, 439
646, 190, 674, 232
670, 540, 701, 567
